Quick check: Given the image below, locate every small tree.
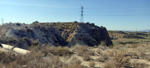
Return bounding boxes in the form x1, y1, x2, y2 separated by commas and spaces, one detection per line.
74, 21, 78, 23
32, 21, 39, 24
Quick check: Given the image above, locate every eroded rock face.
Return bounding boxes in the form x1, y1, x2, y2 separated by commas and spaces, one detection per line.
67, 23, 112, 46
0, 22, 113, 49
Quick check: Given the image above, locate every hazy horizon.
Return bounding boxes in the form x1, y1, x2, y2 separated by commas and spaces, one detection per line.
0, 0, 150, 30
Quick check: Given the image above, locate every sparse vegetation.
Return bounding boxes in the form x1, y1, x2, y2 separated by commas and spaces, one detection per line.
1, 42, 150, 68
0, 23, 150, 68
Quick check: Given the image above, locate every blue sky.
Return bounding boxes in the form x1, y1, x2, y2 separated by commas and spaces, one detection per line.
0, 0, 150, 30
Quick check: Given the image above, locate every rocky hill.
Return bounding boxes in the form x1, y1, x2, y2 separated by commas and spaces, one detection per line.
0, 22, 112, 49
108, 31, 148, 39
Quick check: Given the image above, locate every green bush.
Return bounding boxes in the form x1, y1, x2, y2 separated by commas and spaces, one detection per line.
55, 46, 72, 56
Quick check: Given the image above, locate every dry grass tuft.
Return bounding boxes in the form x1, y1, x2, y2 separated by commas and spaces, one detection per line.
83, 53, 92, 61
104, 59, 119, 68
66, 60, 83, 68
73, 45, 89, 56
89, 61, 95, 67
0, 52, 16, 64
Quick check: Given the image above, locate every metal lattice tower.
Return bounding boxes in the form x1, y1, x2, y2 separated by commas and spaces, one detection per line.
81, 6, 84, 23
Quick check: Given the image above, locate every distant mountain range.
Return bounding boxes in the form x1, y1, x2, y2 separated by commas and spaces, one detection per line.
140, 29, 150, 32
108, 29, 150, 32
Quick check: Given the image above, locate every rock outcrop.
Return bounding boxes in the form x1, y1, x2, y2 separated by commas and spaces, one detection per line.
0, 22, 112, 49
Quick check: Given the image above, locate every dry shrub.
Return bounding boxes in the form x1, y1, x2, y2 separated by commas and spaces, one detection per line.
105, 44, 150, 68
113, 52, 129, 67
127, 44, 139, 48
96, 50, 109, 62
0, 52, 17, 64
100, 44, 150, 68
113, 51, 126, 62
69, 57, 82, 65
1, 42, 150, 68
136, 46, 148, 58
0, 51, 25, 68
144, 56, 150, 61
39, 46, 72, 56
0, 46, 72, 68
73, 45, 89, 56
89, 61, 95, 67
56, 46, 72, 56
66, 61, 83, 68
132, 63, 149, 68
19, 56, 64, 68
98, 45, 109, 50
87, 50, 95, 56
96, 56, 106, 62
67, 64, 83, 68
73, 45, 93, 61
104, 49, 130, 68
83, 53, 92, 61
73, 45, 95, 56
37, 45, 56, 56
100, 41, 106, 46
104, 59, 119, 68
65, 57, 83, 68
0, 63, 4, 68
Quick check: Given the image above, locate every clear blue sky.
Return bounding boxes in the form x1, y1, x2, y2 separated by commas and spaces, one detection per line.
0, 0, 150, 30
